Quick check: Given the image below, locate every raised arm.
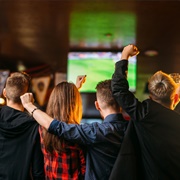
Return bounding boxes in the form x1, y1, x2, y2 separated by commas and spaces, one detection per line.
76, 75, 86, 90
20, 93, 53, 130
111, 45, 144, 120
120, 44, 139, 60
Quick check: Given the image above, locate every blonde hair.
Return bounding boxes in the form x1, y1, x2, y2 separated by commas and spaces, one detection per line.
148, 71, 178, 107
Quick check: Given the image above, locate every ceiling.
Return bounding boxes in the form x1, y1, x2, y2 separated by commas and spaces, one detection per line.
0, 0, 180, 98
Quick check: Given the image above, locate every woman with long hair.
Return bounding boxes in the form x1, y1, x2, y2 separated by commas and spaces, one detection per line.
39, 81, 86, 180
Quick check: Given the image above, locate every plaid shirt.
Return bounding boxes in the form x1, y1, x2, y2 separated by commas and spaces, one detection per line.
39, 126, 86, 180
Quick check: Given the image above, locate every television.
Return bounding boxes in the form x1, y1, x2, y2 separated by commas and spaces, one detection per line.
67, 51, 137, 92
80, 92, 100, 118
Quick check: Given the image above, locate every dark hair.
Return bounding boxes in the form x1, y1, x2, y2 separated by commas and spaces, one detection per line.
95, 79, 119, 110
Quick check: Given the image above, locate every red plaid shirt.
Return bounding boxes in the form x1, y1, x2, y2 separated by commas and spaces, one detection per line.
39, 126, 86, 180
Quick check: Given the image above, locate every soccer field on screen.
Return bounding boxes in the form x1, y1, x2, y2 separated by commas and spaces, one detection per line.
67, 58, 136, 92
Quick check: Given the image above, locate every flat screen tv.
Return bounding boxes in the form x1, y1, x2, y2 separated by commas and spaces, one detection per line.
67, 51, 137, 92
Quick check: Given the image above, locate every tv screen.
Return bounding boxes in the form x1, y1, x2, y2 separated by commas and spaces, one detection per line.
67, 51, 137, 92
80, 92, 100, 118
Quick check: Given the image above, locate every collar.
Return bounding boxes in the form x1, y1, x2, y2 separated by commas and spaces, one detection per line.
104, 113, 124, 123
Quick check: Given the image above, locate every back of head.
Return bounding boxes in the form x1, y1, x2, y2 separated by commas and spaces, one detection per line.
96, 79, 119, 110
5, 72, 31, 104
148, 71, 178, 108
44, 81, 82, 153
46, 81, 82, 125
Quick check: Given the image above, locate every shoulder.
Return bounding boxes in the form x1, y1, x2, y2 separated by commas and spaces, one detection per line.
142, 99, 180, 123
104, 113, 126, 122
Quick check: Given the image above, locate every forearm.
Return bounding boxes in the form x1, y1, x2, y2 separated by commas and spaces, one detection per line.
24, 103, 53, 130
48, 120, 119, 145
111, 60, 129, 105
111, 60, 144, 121
20, 93, 53, 129
48, 120, 91, 144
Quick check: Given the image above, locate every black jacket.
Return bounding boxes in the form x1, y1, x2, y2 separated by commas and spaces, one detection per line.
0, 106, 44, 180
110, 60, 180, 180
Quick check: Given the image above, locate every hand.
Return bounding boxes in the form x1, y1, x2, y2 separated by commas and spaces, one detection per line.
20, 93, 34, 108
76, 75, 86, 90
121, 44, 140, 60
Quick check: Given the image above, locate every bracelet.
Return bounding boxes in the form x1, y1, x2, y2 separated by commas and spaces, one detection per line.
31, 107, 38, 117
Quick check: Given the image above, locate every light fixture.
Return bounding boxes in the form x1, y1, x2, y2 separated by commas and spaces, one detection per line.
0, 97, 5, 105
17, 61, 26, 71
144, 50, 158, 57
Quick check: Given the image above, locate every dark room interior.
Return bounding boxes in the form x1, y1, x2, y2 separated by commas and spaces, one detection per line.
0, 0, 180, 118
